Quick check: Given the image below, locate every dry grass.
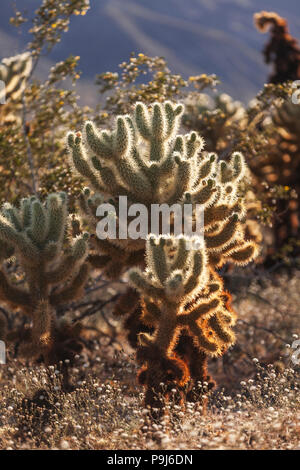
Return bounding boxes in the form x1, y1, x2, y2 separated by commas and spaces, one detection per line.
0, 269, 299, 450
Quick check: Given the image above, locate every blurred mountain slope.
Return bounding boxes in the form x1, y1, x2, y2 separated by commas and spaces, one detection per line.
0, 0, 299, 103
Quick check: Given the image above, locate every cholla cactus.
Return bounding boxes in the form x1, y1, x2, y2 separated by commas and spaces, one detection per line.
0, 192, 89, 364
0, 52, 32, 103
250, 98, 300, 192
272, 99, 300, 251
68, 101, 202, 277
183, 93, 246, 152
68, 101, 257, 275
67, 101, 259, 408
273, 100, 300, 184
128, 235, 236, 417
0, 52, 32, 124
249, 95, 300, 255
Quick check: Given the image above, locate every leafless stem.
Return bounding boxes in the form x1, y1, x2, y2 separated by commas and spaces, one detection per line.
74, 293, 121, 323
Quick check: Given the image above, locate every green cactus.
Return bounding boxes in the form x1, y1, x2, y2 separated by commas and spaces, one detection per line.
68, 101, 257, 277
248, 95, 300, 257
67, 101, 259, 412
128, 235, 236, 418
183, 92, 246, 153
0, 192, 89, 364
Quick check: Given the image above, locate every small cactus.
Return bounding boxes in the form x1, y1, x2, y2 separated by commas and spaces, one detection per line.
129, 235, 236, 417
68, 101, 258, 277
0, 192, 89, 364
67, 101, 259, 411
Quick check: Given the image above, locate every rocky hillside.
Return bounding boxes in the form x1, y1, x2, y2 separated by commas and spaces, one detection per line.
0, 0, 299, 103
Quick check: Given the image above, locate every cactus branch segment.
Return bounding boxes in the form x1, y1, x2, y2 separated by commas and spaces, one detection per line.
129, 235, 237, 417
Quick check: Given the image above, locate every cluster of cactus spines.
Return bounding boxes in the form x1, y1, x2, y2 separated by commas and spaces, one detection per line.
0, 192, 89, 364
67, 101, 205, 278
67, 101, 258, 278
128, 235, 237, 417
67, 101, 259, 413
0, 52, 32, 124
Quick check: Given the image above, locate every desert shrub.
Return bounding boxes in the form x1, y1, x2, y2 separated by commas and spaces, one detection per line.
96, 52, 218, 122
0, 1, 92, 204
67, 100, 258, 416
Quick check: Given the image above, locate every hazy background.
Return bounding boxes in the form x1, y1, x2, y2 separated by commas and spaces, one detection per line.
1, 0, 299, 105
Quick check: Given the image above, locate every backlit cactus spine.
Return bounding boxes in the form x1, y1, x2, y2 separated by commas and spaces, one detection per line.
67, 101, 258, 276
67, 101, 206, 279
67, 101, 259, 407
0, 192, 89, 364
129, 235, 236, 417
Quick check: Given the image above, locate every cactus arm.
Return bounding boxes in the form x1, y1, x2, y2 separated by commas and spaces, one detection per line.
129, 269, 164, 299
207, 312, 235, 345
206, 214, 239, 249
0, 193, 90, 364
68, 133, 106, 192
183, 251, 205, 295
167, 158, 191, 204
188, 322, 219, 353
